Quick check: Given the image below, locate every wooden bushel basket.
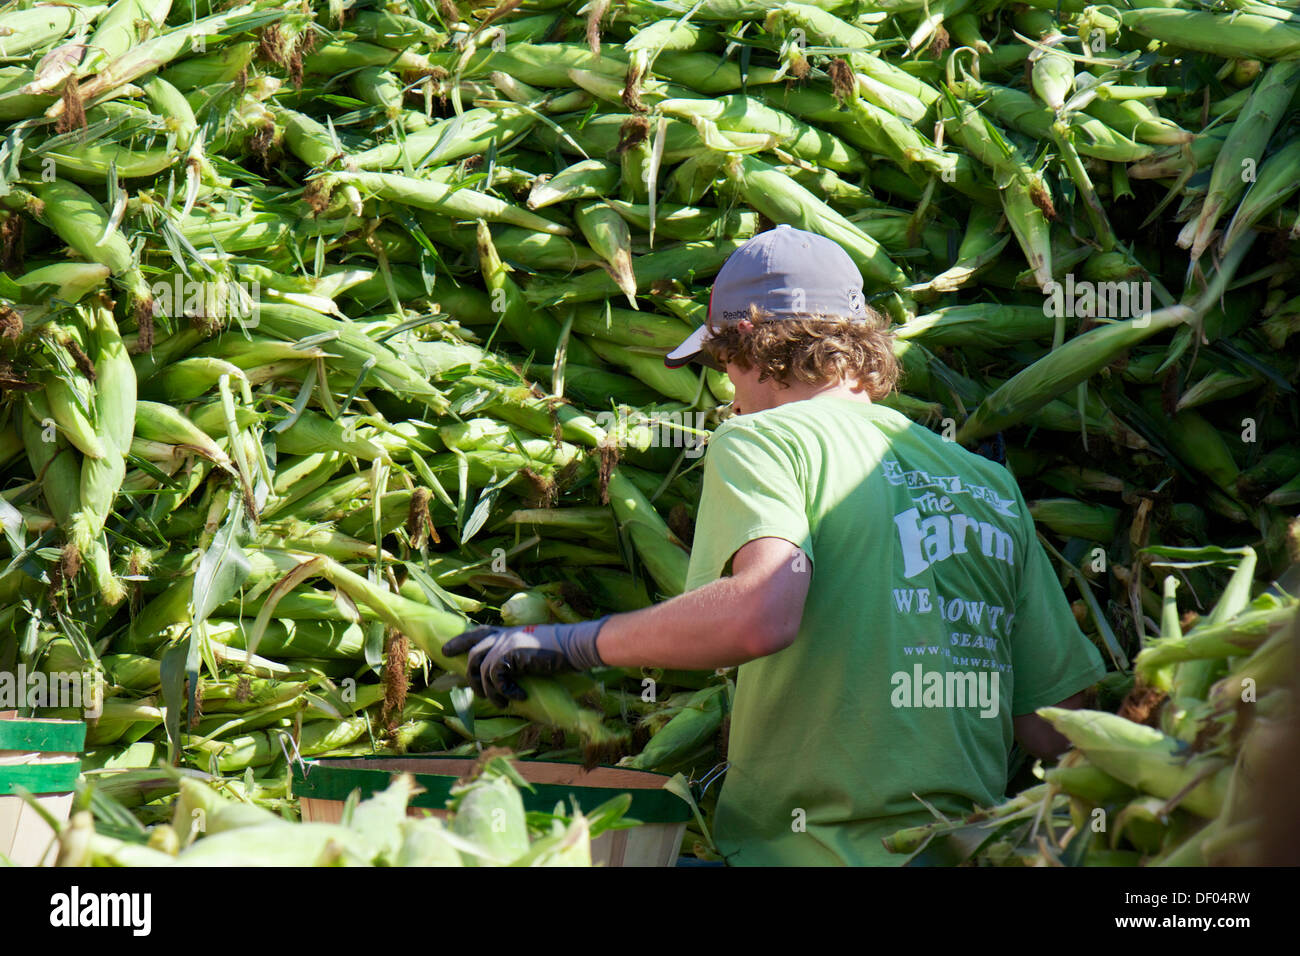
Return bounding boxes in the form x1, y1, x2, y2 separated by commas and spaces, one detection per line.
293, 755, 690, 867
0, 712, 86, 866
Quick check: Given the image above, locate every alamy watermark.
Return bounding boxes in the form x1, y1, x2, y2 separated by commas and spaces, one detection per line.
1042, 274, 1152, 324
0, 666, 104, 718
890, 665, 1000, 718
594, 408, 709, 458
50, 887, 151, 935
151, 275, 261, 328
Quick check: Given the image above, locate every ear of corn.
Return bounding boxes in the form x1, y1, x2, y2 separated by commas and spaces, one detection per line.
726, 154, 906, 287
81, 0, 163, 73
1038, 708, 1230, 819
40, 373, 108, 460
353, 107, 537, 171
620, 682, 728, 771
1029, 35, 1074, 113
476, 220, 600, 365
1123, 8, 1300, 60
574, 202, 638, 307
957, 306, 1191, 441
1219, 137, 1300, 254
660, 95, 864, 173
1180, 61, 1300, 262
528, 159, 620, 209
331, 170, 571, 235
27, 181, 154, 314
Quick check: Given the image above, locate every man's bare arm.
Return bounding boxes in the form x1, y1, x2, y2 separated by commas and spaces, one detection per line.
1013, 690, 1087, 760
595, 537, 811, 670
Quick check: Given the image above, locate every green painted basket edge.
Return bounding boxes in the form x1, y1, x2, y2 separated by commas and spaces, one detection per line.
0, 719, 86, 754
0, 760, 82, 796
291, 756, 691, 824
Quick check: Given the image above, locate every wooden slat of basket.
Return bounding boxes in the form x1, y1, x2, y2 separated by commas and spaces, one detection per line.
1, 792, 70, 866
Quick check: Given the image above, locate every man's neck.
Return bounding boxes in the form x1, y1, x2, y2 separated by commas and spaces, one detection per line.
764, 380, 872, 411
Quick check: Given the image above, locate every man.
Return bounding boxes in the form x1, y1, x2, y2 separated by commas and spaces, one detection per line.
445, 225, 1107, 866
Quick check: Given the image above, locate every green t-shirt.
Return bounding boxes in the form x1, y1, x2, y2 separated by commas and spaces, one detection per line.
685, 396, 1107, 866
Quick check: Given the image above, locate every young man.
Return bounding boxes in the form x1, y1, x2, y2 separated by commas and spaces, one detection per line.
445, 225, 1107, 866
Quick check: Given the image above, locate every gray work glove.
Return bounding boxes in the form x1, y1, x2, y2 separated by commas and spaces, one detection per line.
443, 617, 610, 707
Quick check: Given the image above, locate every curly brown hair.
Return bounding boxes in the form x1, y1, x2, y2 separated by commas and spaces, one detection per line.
701, 304, 900, 400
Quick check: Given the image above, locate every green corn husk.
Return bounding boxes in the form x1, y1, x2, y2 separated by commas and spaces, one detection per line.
328, 170, 570, 236
524, 239, 747, 307
604, 469, 690, 597
528, 159, 620, 209
894, 305, 1057, 347
620, 683, 727, 771
1028, 499, 1119, 543
1208, 624, 1296, 711
1180, 62, 1300, 261
1135, 602, 1297, 675
1038, 708, 1229, 819
476, 220, 600, 365
574, 202, 638, 307
1045, 762, 1137, 805
26, 182, 153, 314
1083, 98, 1191, 147
449, 772, 531, 866
251, 555, 626, 757
1218, 137, 1300, 254
956, 306, 1191, 442
251, 303, 449, 413
1138, 391, 1241, 496
352, 107, 536, 170
658, 95, 864, 173
1123, 9, 1300, 60
607, 200, 760, 241
584, 339, 699, 404
953, 81, 1154, 163
725, 154, 905, 288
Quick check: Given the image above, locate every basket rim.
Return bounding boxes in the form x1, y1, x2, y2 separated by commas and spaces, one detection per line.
0, 716, 87, 755
291, 754, 692, 824
0, 759, 82, 796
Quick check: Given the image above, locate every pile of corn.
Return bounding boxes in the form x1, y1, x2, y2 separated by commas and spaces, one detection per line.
50, 754, 614, 865
884, 546, 1297, 865
1, 0, 1298, 860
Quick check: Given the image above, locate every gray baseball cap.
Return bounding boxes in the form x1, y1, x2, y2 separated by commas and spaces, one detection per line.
663, 224, 867, 369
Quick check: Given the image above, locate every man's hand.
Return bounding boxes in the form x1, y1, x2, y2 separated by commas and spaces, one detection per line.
443, 617, 609, 707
